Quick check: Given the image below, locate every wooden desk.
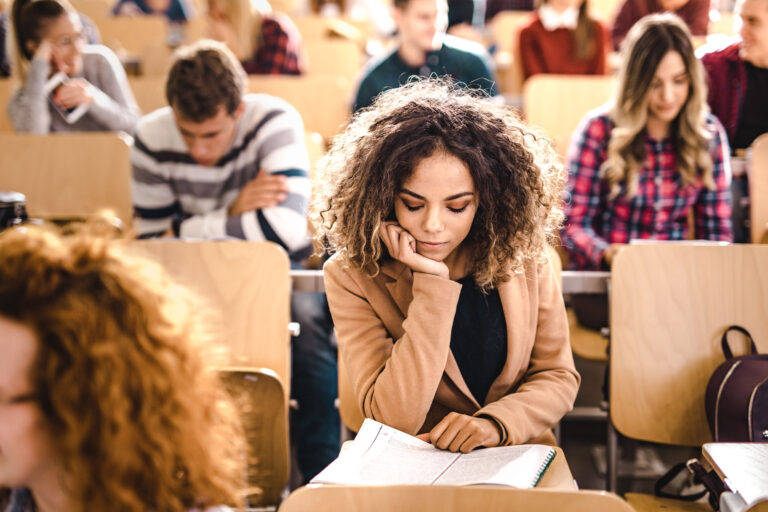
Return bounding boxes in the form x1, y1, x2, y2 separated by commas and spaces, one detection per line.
703, 443, 768, 507
290, 269, 611, 296
540, 447, 577, 490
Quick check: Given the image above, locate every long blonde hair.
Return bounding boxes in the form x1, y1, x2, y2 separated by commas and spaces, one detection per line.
0, 222, 246, 512
603, 13, 714, 198
208, 0, 268, 60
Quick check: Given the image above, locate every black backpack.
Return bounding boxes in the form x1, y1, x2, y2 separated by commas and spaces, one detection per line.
705, 325, 768, 442
655, 326, 768, 510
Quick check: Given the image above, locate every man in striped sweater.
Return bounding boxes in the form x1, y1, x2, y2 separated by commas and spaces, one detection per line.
131, 39, 339, 482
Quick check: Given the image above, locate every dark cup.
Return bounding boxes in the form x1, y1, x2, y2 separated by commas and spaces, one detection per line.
0, 191, 29, 231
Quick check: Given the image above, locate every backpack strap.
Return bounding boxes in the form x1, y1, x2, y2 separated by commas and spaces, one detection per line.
721, 325, 758, 360
655, 459, 727, 510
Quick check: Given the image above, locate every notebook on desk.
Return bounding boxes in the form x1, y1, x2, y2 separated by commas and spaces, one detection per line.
312, 419, 556, 487
703, 443, 768, 507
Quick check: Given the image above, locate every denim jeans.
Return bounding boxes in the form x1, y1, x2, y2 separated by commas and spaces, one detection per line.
731, 174, 750, 244
290, 289, 340, 483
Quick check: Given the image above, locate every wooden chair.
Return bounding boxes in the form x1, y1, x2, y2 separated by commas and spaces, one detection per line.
70, 0, 112, 20
709, 11, 738, 36
293, 15, 372, 42
95, 15, 168, 55
219, 367, 289, 507
248, 75, 352, 140
589, 0, 621, 22
609, 244, 768, 507
523, 74, 615, 157
0, 133, 133, 225
304, 39, 364, 82
750, 133, 768, 244
487, 10, 528, 96
0, 79, 15, 132
128, 74, 352, 139
279, 486, 635, 512
127, 240, 293, 390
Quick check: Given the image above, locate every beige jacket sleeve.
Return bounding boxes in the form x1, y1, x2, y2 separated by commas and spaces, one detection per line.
324, 260, 462, 435
475, 258, 580, 445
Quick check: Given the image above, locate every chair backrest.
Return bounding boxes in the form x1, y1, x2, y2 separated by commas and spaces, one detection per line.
750, 133, 768, 244
336, 245, 563, 435
488, 10, 529, 55
304, 39, 364, 81
293, 15, 372, 41
127, 75, 352, 140
70, 0, 112, 21
0, 79, 15, 132
127, 240, 292, 389
248, 75, 352, 140
589, 0, 621, 22
0, 132, 133, 225
219, 367, 289, 507
488, 10, 528, 96
610, 244, 768, 446
523, 74, 615, 156
96, 15, 168, 54
710, 11, 739, 36
280, 486, 635, 512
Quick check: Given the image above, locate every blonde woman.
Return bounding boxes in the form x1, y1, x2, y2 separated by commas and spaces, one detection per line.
518, 0, 609, 79
8, 0, 139, 133
562, 13, 732, 271
312, 79, 579, 451
206, 0, 305, 74
0, 223, 245, 512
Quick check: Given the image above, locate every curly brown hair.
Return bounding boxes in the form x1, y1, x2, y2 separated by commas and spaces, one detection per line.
310, 78, 564, 289
0, 222, 245, 512
166, 39, 246, 122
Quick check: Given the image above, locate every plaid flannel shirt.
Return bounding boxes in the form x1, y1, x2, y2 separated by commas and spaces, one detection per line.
562, 109, 733, 270
242, 14, 303, 75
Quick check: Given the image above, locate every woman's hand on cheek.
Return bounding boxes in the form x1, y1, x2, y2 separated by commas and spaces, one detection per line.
379, 222, 449, 279
424, 412, 502, 453
32, 39, 53, 63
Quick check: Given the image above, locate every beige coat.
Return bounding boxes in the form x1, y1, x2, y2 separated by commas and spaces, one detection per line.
324, 252, 580, 446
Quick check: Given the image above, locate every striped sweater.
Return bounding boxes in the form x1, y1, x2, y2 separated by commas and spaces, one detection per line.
131, 94, 311, 257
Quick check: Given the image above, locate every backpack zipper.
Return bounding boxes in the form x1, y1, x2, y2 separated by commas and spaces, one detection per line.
715, 361, 741, 440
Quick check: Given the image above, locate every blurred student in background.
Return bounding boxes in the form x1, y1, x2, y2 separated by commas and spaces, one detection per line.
518, 0, 609, 79
611, 0, 709, 49
563, 14, 732, 272
0, 222, 246, 512
131, 40, 339, 483
0, 5, 100, 77
700, 0, 768, 242
112, 0, 194, 23
353, 0, 496, 111
8, 0, 139, 133
206, 0, 305, 74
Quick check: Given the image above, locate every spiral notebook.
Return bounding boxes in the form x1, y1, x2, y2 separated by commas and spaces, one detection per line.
312, 419, 556, 487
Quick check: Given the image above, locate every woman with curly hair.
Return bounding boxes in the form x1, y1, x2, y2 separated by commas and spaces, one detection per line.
562, 13, 733, 271
311, 79, 580, 452
0, 223, 245, 512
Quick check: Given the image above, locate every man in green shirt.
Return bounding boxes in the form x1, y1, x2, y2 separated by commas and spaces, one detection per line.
353, 0, 497, 111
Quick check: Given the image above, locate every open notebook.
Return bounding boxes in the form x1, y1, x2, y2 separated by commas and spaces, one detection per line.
703, 443, 768, 509
312, 419, 556, 487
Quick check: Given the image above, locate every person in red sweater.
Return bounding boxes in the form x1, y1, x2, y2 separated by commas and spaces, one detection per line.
518, 0, 609, 80
611, 0, 709, 49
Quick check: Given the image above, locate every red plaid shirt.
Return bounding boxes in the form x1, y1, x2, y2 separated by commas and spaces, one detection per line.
562, 109, 733, 270
242, 13, 304, 75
